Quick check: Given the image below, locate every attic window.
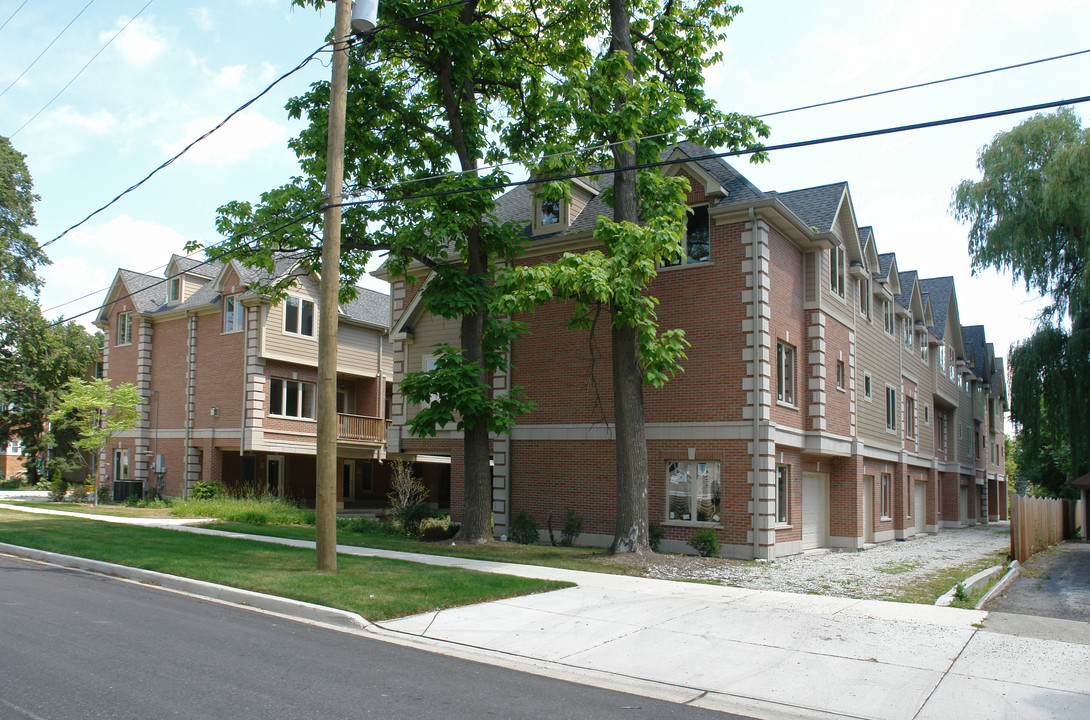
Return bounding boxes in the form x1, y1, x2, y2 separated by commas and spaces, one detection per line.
540, 198, 560, 226
169, 277, 181, 303
830, 244, 846, 298
663, 205, 710, 267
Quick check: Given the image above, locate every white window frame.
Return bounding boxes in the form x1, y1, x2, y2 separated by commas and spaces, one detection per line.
884, 301, 895, 336
919, 336, 928, 363
269, 378, 316, 420
858, 277, 870, 317
836, 360, 845, 390
905, 394, 917, 440
830, 245, 845, 298
223, 294, 245, 333
422, 355, 440, 405
775, 465, 790, 525
169, 277, 181, 303
777, 342, 795, 406
903, 317, 913, 350
667, 460, 721, 524
863, 373, 872, 401
885, 385, 898, 432
880, 473, 892, 520
283, 296, 315, 337
116, 312, 132, 346
114, 448, 130, 481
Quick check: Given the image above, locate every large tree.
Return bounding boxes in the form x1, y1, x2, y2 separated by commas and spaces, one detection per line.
952, 107, 1090, 495
499, 0, 767, 552
0, 136, 47, 292
204, 0, 589, 542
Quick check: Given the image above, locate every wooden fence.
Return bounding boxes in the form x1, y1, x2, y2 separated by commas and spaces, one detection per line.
1009, 494, 1077, 563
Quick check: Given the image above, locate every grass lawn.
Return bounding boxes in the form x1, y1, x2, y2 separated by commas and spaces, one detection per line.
205, 520, 636, 576
5, 501, 175, 519
0, 509, 569, 621
882, 550, 1009, 605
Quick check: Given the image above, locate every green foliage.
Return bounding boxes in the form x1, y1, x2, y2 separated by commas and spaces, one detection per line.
50, 378, 142, 468
648, 522, 665, 553
688, 528, 721, 557
0, 476, 30, 490
170, 496, 313, 525
954, 108, 1090, 492
559, 508, 583, 547
953, 582, 969, 602
47, 472, 67, 502
124, 495, 171, 509
0, 136, 46, 292
69, 482, 88, 503
336, 516, 408, 538
189, 481, 224, 501
394, 503, 431, 538
419, 515, 460, 542
96, 486, 111, 505
508, 511, 540, 545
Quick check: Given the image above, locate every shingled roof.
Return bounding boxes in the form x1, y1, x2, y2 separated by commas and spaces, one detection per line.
918, 276, 955, 341
767, 182, 847, 233
896, 270, 918, 310
340, 287, 390, 328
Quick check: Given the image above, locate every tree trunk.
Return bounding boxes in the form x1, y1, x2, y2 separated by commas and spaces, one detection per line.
606, 0, 650, 554
459, 301, 494, 543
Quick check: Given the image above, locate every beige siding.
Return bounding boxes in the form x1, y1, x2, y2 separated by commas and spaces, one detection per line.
404, 312, 460, 418
803, 252, 817, 304
263, 299, 320, 365
570, 188, 591, 222
337, 322, 385, 375
854, 305, 901, 448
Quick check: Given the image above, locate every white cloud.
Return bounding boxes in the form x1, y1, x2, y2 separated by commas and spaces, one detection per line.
191, 8, 214, 32
48, 106, 116, 134
65, 215, 188, 273
213, 64, 247, 90
156, 111, 287, 165
994, 0, 1085, 21
260, 62, 278, 82
103, 17, 167, 65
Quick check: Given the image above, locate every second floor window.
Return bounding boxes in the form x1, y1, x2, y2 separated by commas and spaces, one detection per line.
269, 378, 316, 419
169, 277, 181, 302
886, 386, 897, 431
884, 301, 895, 335
777, 342, 795, 405
905, 395, 917, 439
224, 294, 244, 333
830, 244, 845, 298
540, 198, 561, 226
116, 312, 132, 346
663, 205, 710, 267
284, 297, 315, 337
858, 277, 870, 317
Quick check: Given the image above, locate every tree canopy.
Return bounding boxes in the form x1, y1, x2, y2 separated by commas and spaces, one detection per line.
952, 107, 1090, 495
0, 136, 47, 292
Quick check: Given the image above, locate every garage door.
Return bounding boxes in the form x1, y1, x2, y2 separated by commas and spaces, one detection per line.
914, 482, 926, 534
801, 473, 828, 551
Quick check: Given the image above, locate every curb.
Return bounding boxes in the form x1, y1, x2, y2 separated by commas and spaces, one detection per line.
0, 542, 372, 633
975, 560, 1021, 610
935, 563, 1005, 606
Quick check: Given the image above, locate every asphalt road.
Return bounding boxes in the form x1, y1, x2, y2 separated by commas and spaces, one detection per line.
0, 554, 746, 720
984, 540, 1090, 622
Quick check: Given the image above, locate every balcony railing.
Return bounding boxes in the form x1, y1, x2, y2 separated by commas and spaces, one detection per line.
337, 413, 389, 444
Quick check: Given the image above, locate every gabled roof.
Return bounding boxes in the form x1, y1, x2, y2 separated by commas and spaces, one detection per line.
767, 182, 847, 233
340, 287, 390, 328
877, 252, 895, 281
962, 325, 987, 378
118, 269, 167, 313
168, 254, 221, 280
896, 270, 918, 311
918, 276, 955, 341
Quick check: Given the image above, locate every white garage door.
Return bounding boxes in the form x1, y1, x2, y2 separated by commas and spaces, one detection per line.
801, 473, 828, 550
914, 482, 926, 534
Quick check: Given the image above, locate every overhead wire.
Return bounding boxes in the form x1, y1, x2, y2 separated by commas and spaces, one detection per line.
52, 92, 1090, 329
0, 0, 95, 101
0, 0, 32, 34
9, 0, 157, 139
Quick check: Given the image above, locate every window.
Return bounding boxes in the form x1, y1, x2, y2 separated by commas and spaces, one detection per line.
903, 318, 913, 350
885, 386, 897, 431
858, 277, 870, 317
667, 461, 720, 523
116, 312, 132, 346
223, 294, 244, 333
169, 277, 181, 303
540, 197, 560, 226
905, 395, 916, 439
830, 245, 845, 298
422, 356, 440, 405
939, 345, 946, 372
269, 378, 316, 419
114, 449, 130, 481
884, 301, 895, 335
284, 297, 315, 337
919, 336, 928, 363
777, 342, 795, 405
864, 374, 872, 400
663, 205, 710, 267
836, 361, 845, 390
924, 405, 930, 425
880, 473, 891, 519
937, 413, 948, 453
775, 465, 790, 524
948, 350, 956, 381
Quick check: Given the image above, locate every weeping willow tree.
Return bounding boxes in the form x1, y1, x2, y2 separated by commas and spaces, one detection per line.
953, 107, 1090, 496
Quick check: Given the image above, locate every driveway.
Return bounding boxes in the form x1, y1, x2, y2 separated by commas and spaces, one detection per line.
984, 540, 1090, 622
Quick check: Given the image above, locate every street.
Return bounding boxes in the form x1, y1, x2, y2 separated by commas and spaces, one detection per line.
0, 554, 745, 720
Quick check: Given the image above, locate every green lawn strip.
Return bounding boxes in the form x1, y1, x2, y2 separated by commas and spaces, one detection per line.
883, 551, 1009, 605
0, 510, 569, 621
203, 521, 636, 576
4, 502, 175, 519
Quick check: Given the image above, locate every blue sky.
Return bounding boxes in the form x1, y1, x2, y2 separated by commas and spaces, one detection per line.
4, 0, 1090, 372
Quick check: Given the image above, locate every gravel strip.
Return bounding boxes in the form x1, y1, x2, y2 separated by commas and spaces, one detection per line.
594, 523, 1011, 600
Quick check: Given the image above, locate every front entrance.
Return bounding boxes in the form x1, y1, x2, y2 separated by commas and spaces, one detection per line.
914, 481, 926, 534
267, 455, 284, 498
801, 473, 828, 551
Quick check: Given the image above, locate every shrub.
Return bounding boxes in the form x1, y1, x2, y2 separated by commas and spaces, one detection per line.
170, 496, 310, 525
508, 511, 540, 545
649, 522, 665, 553
97, 486, 112, 505
190, 481, 223, 501
559, 508, 583, 547
688, 528, 721, 558
395, 502, 431, 538
419, 514, 459, 542
337, 516, 408, 537
48, 473, 68, 502
70, 483, 89, 502
953, 582, 969, 602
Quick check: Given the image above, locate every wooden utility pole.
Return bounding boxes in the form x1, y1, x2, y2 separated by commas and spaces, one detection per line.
316, 0, 353, 572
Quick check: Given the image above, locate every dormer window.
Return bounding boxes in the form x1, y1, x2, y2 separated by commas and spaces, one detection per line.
540, 198, 560, 227
663, 205, 710, 267
169, 277, 181, 303
532, 194, 568, 235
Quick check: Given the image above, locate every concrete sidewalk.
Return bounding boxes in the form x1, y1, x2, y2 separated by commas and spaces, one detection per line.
2, 503, 1087, 719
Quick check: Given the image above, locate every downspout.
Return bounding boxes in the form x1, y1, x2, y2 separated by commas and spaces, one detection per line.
183, 311, 193, 498
749, 206, 762, 560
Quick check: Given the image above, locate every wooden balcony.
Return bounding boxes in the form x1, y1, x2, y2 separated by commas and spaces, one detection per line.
337, 413, 389, 445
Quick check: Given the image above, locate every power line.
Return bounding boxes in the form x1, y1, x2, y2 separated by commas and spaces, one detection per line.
9, 0, 157, 139
0, 0, 32, 33
54, 92, 1090, 328
0, 0, 95, 101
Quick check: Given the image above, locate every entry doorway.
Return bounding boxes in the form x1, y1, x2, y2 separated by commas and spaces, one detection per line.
267, 455, 284, 499
801, 473, 829, 551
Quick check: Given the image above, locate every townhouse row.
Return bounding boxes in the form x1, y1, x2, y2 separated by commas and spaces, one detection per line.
385, 143, 1009, 559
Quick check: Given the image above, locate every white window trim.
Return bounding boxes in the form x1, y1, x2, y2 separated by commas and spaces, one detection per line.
283, 296, 316, 338
775, 465, 791, 527
880, 473, 892, 521
114, 448, 130, 481
223, 294, 245, 333
885, 385, 898, 433
169, 277, 181, 303
532, 196, 568, 235
666, 460, 721, 525
863, 373, 872, 401
268, 377, 317, 420
776, 341, 796, 407
116, 312, 133, 346
830, 244, 846, 299
661, 204, 711, 269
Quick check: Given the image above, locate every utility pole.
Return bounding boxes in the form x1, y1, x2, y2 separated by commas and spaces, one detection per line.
315, 0, 354, 572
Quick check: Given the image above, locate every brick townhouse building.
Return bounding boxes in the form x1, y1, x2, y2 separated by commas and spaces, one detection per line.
384, 142, 1009, 559
95, 254, 393, 507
